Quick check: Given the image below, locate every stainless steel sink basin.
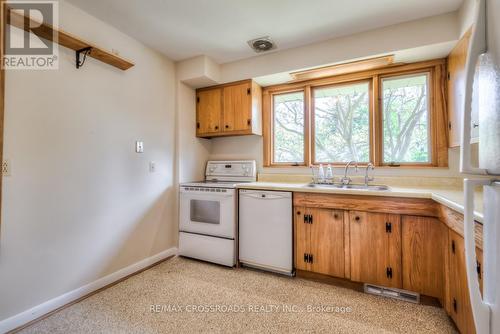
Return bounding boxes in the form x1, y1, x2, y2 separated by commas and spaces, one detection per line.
305, 183, 390, 191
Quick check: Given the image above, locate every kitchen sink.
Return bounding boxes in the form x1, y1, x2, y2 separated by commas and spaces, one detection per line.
305, 183, 390, 191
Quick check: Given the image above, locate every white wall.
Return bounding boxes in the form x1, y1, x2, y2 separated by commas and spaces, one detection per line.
208, 11, 466, 178
458, 0, 476, 37
176, 81, 212, 183
210, 136, 467, 178
0, 0, 177, 321
220, 12, 459, 83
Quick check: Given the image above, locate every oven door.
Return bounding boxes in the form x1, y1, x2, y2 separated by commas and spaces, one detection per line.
179, 187, 236, 239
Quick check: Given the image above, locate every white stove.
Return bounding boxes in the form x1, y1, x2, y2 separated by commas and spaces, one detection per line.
178, 160, 256, 267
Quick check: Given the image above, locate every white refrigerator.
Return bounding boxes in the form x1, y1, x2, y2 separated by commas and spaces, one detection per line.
461, 0, 500, 333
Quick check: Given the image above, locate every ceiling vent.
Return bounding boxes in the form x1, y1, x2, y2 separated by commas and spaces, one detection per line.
248, 36, 276, 53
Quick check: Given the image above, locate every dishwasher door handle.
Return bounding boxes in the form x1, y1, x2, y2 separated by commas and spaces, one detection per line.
240, 191, 290, 200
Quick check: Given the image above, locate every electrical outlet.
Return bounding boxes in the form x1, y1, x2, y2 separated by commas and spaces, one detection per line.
149, 161, 156, 173
136, 141, 144, 153
2, 160, 11, 176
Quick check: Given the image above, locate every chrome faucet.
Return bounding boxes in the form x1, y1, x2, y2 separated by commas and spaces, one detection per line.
364, 163, 375, 186
341, 161, 358, 185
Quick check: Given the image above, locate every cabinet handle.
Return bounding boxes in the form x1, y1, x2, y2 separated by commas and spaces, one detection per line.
214, 126, 219, 130
477, 261, 482, 279
247, 119, 251, 126
247, 88, 251, 95
355, 216, 360, 221
385, 222, 392, 233
453, 298, 457, 313
334, 214, 338, 219
297, 211, 301, 215
196, 122, 200, 129
225, 125, 229, 129
451, 240, 456, 253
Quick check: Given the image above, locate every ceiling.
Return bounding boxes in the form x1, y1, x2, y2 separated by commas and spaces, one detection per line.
65, 0, 463, 64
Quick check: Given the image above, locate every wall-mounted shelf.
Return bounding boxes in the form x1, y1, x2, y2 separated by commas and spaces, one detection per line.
6, 8, 134, 70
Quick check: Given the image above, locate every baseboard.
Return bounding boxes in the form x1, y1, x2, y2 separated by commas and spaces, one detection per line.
0, 247, 178, 334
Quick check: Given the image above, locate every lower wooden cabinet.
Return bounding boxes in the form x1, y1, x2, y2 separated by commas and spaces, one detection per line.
448, 230, 483, 334
349, 211, 402, 288
294, 207, 345, 277
293, 192, 484, 334
402, 216, 446, 299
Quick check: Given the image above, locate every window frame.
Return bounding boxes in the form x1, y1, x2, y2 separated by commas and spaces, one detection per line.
262, 59, 448, 168
270, 89, 308, 166
378, 70, 434, 167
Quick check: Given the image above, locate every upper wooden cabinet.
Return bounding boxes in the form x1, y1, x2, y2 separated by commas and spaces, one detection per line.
349, 211, 402, 288
447, 28, 472, 147
196, 89, 222, 135
196, 80, 262, 138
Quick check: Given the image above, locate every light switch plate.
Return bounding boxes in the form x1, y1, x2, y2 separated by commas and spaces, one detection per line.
136, 141, 144, 153
2, 160, 10, 176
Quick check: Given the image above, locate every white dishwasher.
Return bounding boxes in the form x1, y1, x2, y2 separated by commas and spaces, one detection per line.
238, 189, 293, 275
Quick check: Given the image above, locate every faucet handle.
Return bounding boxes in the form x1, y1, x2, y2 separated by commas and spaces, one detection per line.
341, 176, 351, 185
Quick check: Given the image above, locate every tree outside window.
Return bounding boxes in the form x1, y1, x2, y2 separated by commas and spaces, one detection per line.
273, 91, 305, 164
382, 73, 430, 164
313, 82, 370, 163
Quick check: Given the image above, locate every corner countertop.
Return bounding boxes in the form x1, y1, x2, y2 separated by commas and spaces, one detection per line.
236, 181, 484, 223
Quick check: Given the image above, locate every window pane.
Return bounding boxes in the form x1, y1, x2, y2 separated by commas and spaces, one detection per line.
273, 92, 305, 163
382, 73, 430, 163
313, 82, 370, 163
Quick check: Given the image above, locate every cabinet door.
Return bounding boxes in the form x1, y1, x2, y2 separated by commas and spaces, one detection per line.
402, 216, 446, 299
294, 207, 310, 271
196, 88, 222, 135
350, 211, 401, 288
448, 230, 483, 334
447, 29, 472, 147
309, 208, 345, 278
222, 82, 252, 132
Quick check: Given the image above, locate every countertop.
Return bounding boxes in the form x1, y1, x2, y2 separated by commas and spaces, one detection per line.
236, 181, 484, 223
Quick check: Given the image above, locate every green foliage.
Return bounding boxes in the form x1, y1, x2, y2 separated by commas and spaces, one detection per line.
272, 74, 431, 164
314, 82, 370, 162
382, 74, 430, 163
273, 92, 304, 163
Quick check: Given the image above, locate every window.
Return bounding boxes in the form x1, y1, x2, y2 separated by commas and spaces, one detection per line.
381, 73, 430, 164
313, 82, 370, 163
263, 59, 448, 167
272, 91, 305, 164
